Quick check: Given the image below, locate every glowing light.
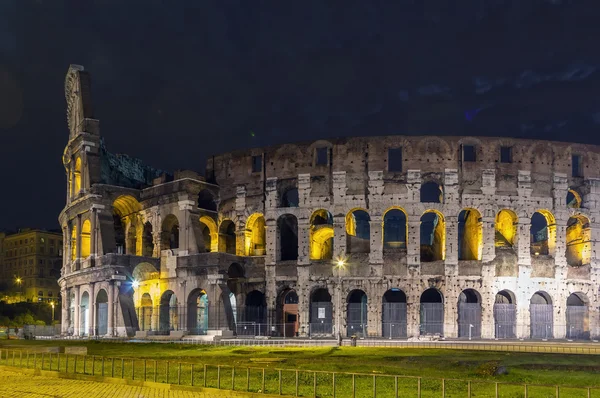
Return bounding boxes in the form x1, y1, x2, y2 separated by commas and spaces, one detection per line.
15, 278, 21, 284
535, 252, 540, 256
132, 280, 139, 289
335, 256, 346, 269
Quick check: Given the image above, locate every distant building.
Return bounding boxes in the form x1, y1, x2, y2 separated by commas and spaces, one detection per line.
1, 229, 63, 303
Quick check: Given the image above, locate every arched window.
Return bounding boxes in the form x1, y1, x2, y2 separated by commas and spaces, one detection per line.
219, 220, 236, 254
530, 210, 555, 256
142, 222, 154, 257
420, 182, 443, 203
420, 211, 445, 262
73, 157, 82, 196
383, 208, 407, 251
126, 222, 138, 255
495, 210, 517, 248
566, 215, 591, 267
310, 210, 333, 260
278, 215, 298, 261
71, 224, 78, 261
199, 216, 217, 253
458, 208, 482, 261
567, 189, 582, 208
346, 209, 370, 253
80, 220, 91, 258
161, 214, 180, 251
245, 214, 266, 256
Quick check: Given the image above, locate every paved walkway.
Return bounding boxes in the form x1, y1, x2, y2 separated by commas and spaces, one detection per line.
0, 368, 210, 398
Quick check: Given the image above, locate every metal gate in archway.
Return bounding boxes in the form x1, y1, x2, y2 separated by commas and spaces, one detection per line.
420, 303, 443, 335
382, 303, 407, 338
493, 303, 516, 339
530, 304, 553, 339
566, 306, 589, 340
458, 303, 481, 339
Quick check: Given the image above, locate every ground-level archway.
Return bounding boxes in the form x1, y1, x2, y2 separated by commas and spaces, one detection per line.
530, 291, 553, 339
347, 290, 367, 337
458, 289, 481, 339
310, 288, 332, 336
187, 289, 208, 335
139, 293, 153, 331
96, 289, 108, 336
80, 291, 90, 336
420, 288, 443, 335
237, 290, 267, 336
494, 290, 516, 339
281, 290, 299, 337
159, 290, 179, 333
382, 289, 407, 338
567, 292, 589, 340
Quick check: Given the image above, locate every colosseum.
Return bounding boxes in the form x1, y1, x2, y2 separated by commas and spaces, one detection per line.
59, 64, 599, 341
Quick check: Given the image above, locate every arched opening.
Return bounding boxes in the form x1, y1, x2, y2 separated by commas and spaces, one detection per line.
199, 216, 217, 253
219, 220, 236, 254
420, 211, 445, 262
346, 209, 370, 254
159, 291, 179, 333
281, 290, 299, 337
197, 189, 217, 211
246, 213, 266, 256
132, 262, 159, 283
278, 214, 298, 261
142, 222, 154, 257
73, 157, 82, 196
139, 293, 153, 331
238, 291, 266, 336
530, 210, 555, 256
126, 222, 138, 255
383, 208, 407, 252
187, 289, 208, 335
310, 210, 334, 260
80, 220, 91, 258
80, 291, 89, 336
458, 289, 481, 338
71, 224, 78, 261
495, 210, 518, 249
458, 209, 482, 261
530, 291, 553, 339
113, 196, 142, 254
566, 215, 591, 267
494, 290, 516, 338
310, 288, 332, 336
96, 289, 108, 335
382, 289, 407, 338
280, 188, 299, 208
420, 181, 443, 203
420, 288, 443, 335
69, 290, 76, 334
347, 290, 367, 337
567, 189, 582, 208
566, 292, 589, 340
161, 214, 180, 251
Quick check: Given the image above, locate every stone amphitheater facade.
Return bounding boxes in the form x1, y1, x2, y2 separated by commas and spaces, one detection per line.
59, 65, 599, 340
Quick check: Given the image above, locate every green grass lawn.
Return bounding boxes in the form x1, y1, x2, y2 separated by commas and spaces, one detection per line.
1, 340, 599, 397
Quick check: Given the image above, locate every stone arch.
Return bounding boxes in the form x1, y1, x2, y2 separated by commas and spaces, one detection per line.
81, 219, 91, 258
310, 209, 334, 260
420, 210, 445, 262
96, 289, 108, 335
382, 289, 407, 338
73, 157, 82, 195
566, 214, 591, 267
347, 289, 368, 337
566, 292, 590, 340
242, 290, 267, 330
495, 209, 518, 248
113, 195, 142, 254
218, 219, 236, 254
245, 213, 266, 256
159, 290, 179, 333
161, 214, 180, 251
567, 189, 582, 208
80, 290, 90, 336
530, 210, 556, 256
197, 189, 217, 211
458, 208, 482, 261
494, 290, 516, 338
132, 262, 159, 282
530, 291, 553, 339
457, 289, 482, 338
199, 216, 218, 253
420, 181, 443, 203
187, 288, 208, 335
278, 214, 298, 261
420, 288, 444, 336
142, 222, 154, 257
139, 293, 153, 331
279, 289, 299, 337
346, 208, 370, 254
383, 207, 407, 252
309, 287, 333, 336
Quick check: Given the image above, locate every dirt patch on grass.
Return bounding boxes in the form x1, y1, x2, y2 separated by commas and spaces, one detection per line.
518, 364, 600, 372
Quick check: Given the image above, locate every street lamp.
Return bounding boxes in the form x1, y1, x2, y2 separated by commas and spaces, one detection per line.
15, 277, 22, 302
334, 257, 346, 346
51, 301, 55, 322
132, 280, 139, 289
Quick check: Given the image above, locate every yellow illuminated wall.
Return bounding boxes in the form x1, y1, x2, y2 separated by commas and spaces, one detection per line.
73, 157, 81, 196
459, 209, 482, 261
80, 220, 91, 258
495, 210, 517, 247
566, 215, 591, 266
422, 210, 445, 261
310, 210, 333, 260
71, 225, 77, 260
245, 213, 266, 256
199, 216, 218, 253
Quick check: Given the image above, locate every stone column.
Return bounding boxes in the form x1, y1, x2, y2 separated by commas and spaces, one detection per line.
73, 285, 80, 336
62, 227, 70, 274
265, 218, 278, 265
517, 217, 532, 266
367, 285, 382, 337
406, 290, 420, 338
297, 217, 310, 265
75, 215, 82, 261
443, 289, 458, 338
297, 267, 310, 337
70, 164, 75, 200
264, 265, 277, 327
481, 214, 496, 263
369, 215, 383, 265
107, 281, 114, 336
61, 287, 69, 335
407, 219, 421, 276
554, 292, 567, 339
554, 218, 568, 269
333, 215, 347, 258
90, 208, 97, 257
480, 291, 495, 339
445, 215, 459, 274
89, 283, 95, 336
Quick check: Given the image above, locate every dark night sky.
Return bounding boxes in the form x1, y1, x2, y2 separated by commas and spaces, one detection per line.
1, 0, 600, 231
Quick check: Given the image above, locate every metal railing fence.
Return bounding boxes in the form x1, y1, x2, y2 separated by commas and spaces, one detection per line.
0, 348, 599, 397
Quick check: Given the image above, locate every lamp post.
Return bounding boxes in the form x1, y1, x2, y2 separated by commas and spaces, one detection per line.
51, 301, 55, 322
335, 258, 346, 346
15, 277, 22, 302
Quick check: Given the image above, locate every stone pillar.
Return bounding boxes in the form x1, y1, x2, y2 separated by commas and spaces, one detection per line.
75, 215, 82, 261
517, 217, 532, 266
70, 164, 76, 200
265, 218, 278, 265
89, 283, 95, 336
264, 265, 277, 327
297, 267, 310, 337
90, 208, 97, 257
333, 215, 347, 258
406, 290, 420, 338
554, 293, 567, 339
407, 219, 421, 275
62, 227, 70, 274
367, 285, 381, 337
443, 288, 458, 338
61, 287, 69, 334
108, 281, 114, 336
481, 213, 496, 263
554, 218, 568, 269
369, 215, 383, 265
73, 285, 80, 336
480, 291, 495, 339
298, 174, 311, 207
297, 217, 310, 265
445, 215, 459, 274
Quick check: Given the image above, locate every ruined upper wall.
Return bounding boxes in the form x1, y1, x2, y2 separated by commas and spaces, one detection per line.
207, 135, 600, 203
